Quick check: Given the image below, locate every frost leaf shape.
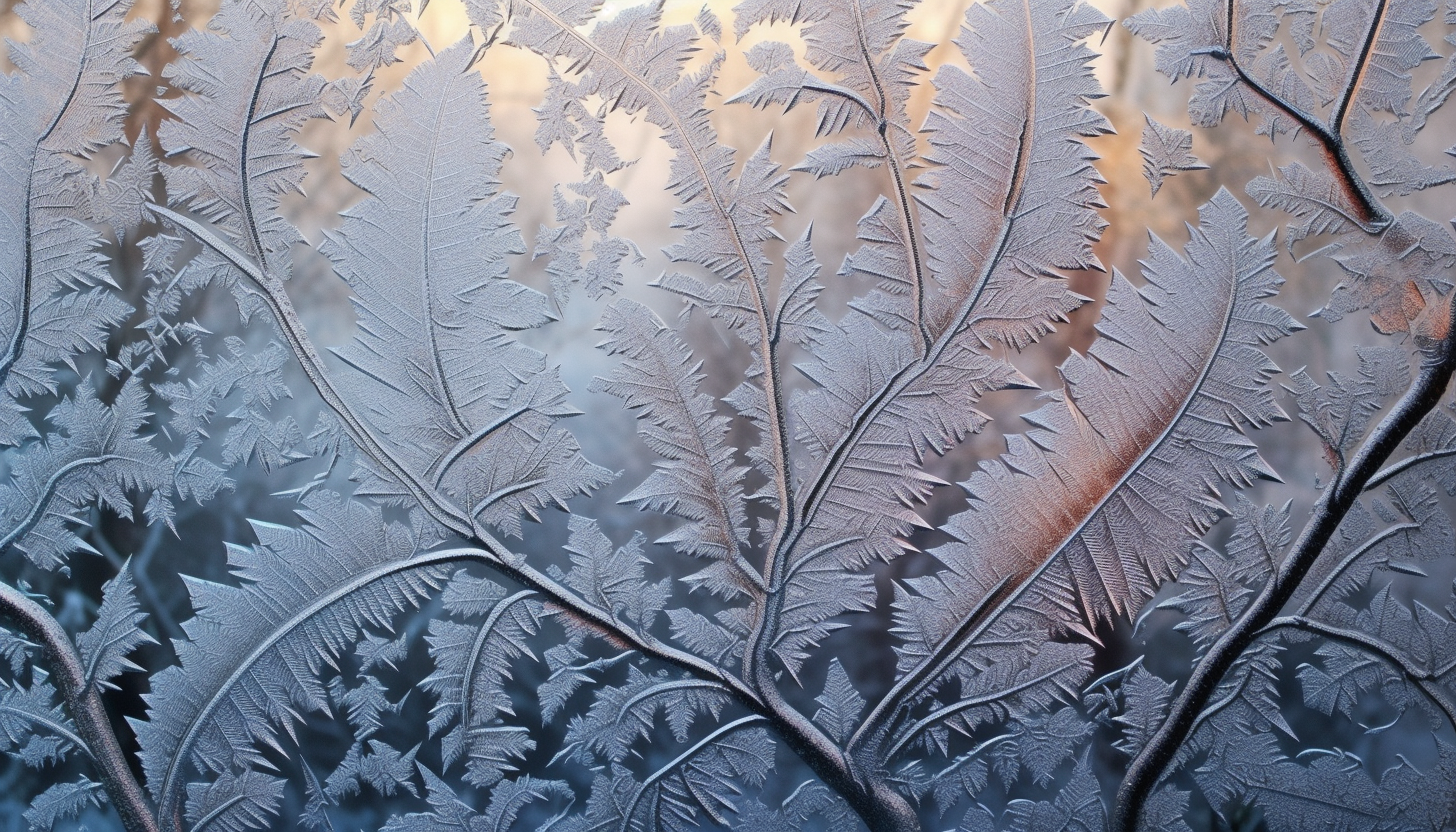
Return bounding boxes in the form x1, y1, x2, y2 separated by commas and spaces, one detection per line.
1247, 162, 1363, 252
1125, 0, 1304, 137
537, 644, 624, 724
1182, 643, 1295, 797
0, 677, 83, 768
1140, 787, 1194, 832
646, 725, 776, 832
184, 769, 285, 832
573, 721, 775, 832
0, 630, 33, 675
989, 707, 1094, 789
134, 492, 453, 825
1326, 0, 1439, 116
476, 776, 574, 831
794, 138, 885, 178
812, 659, 865, 744
893, 191, 1296, 740
76, 560, 157, 691
1300, 582, 1456, 721
1209, 737, 1456, 832
382, 766, 572, 832
777, 0, 1112, 671
890, 641, 1094, 759
501, 0, 795, 499
380, 765, 474, 832
729, 0, 927, 314
915, 0, 1109, 345
0, 0, 141, 437
1112, 667, 1174, 757
93, 129, 159, 243
346, 16, 418, 74
1296, 638, 1415, 721
322, 39, 609, 537
325, 740, 420, 801
421, 574, 540, 787
561, 515, 670, 634
158, 0, 329, 277
1002, 753, 1104, 832
533, 172, 638, 305
1408, 35, 1456, 133
1159, 497, 1288, 654
560, 666, 731, 765
0, 378, 172, 570
1321, 212, 1456, 336
733, 0, 923, 155
1347, 108, 1456, 197
25, 777, 105, 832
736, 785, 859, 832
156, 339, 300, 475
1234, 642, 1297, 736
664, 608, 744, 666
330, 674, 400, 742
591, 301, 756, 600
1140, 115, 1207, 196
1284, 345, 1410, 467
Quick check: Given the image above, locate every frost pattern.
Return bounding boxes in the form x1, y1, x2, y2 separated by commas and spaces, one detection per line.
1, 0, 1455, 831
1138, 115, 1207, 196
